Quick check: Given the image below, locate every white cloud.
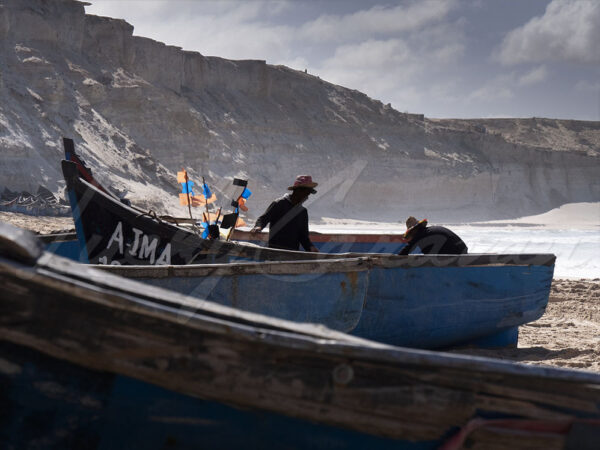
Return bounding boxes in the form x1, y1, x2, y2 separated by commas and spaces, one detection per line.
298, 0, 458, 43
325, 39, 411, 70
468, 74, 515, 102
313, 15, 466, 105
316, 39, 414, 100
518, 66, 548, 86
496, 0, 600, 65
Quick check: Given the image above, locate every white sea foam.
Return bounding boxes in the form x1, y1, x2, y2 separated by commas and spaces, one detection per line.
312, 204, 600, 279
453, 227, 599, 279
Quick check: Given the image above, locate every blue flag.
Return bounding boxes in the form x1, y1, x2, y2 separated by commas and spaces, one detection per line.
181, 180, 194, 195
202, 183, 212, 198
200, 221, 209, 239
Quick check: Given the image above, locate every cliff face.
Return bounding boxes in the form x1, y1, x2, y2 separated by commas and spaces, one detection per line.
1, 0, 599, 221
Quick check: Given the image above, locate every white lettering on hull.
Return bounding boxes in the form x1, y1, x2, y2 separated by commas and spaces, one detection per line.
102, 221, 172, 265
107, 221, 124, 254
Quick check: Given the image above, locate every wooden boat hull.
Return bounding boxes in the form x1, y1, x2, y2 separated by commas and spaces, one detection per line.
1, 341, 404, 449
1, 221, 599, 449
61, 160, 556, 348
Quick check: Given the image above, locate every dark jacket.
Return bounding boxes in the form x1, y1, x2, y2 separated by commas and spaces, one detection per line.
254, 195, 314, 251
399, 225, 467, 255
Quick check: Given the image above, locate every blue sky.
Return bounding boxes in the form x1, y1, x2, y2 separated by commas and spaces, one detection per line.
85, 0, 599, 120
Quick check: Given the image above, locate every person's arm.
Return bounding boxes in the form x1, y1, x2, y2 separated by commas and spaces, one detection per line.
299, 210, 317, 252
251, 201, 276, 233
398, 239, 417, 255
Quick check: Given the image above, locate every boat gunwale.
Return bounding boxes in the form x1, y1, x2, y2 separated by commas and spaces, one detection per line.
93, 257, 372, 277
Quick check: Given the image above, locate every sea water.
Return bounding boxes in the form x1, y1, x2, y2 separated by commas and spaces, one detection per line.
453, 227, 600, 279
313, 224, 599, 279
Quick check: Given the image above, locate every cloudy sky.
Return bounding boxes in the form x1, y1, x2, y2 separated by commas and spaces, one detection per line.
85, 0, 599, 120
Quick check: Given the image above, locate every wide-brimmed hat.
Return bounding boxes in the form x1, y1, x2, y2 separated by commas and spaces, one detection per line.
288, 175, 318, 192
403, 217, 427, 238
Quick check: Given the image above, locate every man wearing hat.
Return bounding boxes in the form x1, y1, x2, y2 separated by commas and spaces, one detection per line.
399, 216, 468, 255
250, 175, 319, 252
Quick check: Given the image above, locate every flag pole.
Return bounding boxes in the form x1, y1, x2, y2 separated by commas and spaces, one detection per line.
184, 169, 193, 221
226, 194, 242, 241
202, 176, 210, 221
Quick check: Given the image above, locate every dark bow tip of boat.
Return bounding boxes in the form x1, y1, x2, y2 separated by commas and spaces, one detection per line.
0, 221, 43, 265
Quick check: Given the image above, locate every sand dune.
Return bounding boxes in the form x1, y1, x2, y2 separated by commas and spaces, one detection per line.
469, 202, 600, 229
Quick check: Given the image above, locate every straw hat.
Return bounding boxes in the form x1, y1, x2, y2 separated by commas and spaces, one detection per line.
288, 175, 318, 192
404, 217, 428, 238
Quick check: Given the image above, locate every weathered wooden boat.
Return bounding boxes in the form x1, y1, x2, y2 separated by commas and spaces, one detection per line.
232, 229, 408, 253
1, 221, 599, 449
60, 158, 557, 349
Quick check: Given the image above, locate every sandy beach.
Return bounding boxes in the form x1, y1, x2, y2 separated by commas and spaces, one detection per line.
1, 210, 599, 373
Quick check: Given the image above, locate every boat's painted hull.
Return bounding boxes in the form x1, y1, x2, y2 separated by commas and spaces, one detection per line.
100, 256, 553, 349
356, 263, 551, 348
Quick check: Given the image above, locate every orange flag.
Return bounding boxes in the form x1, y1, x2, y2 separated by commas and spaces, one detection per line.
177, 169, 188, 184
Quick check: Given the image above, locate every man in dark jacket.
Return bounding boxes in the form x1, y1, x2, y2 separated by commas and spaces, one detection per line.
250, 175, 319, 252
399, 216, 467, 255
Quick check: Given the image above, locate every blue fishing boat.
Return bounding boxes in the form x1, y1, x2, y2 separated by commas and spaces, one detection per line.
1, 221, 598, 449
60, 156, 556, 349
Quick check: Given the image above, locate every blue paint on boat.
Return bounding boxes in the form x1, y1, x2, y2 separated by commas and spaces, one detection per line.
139, 269, 369, 332
110, 261, 552, 349
467, 326, 519, 348
67, 188, 89, 263
350, 264, 552, 348
44, 238, 81, 261
0, 341, 439, 449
